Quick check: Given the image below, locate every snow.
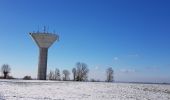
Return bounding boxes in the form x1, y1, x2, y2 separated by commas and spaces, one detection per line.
0, 80, 170, 100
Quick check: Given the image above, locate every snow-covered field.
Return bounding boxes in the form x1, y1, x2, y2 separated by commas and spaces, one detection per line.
0, 80, 170, 100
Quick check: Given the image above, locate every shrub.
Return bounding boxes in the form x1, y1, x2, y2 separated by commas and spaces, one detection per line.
23, 76, 32, 80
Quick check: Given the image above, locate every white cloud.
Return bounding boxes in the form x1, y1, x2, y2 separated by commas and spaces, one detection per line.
128, 54, 139, 57
95, 66, 99, 70
144, 66, 160, 72
113, 57, 118, 61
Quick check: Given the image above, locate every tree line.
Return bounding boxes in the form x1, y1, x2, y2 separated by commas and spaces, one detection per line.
46, 62, 114, 82
0, 62, 114, 82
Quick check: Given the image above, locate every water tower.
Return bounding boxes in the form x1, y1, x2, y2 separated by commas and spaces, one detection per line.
29, 28, 59, 80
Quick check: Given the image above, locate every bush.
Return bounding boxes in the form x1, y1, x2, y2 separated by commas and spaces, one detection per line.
23, 76, 32, 80
90, 79, 101, 82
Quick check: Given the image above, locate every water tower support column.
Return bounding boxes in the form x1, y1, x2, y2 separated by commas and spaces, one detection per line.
38, 48, 48, 80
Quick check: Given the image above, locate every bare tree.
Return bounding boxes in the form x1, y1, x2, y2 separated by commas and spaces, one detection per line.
48, 70, 54, 80
106, 67, 114, 82
72, 68, 76, 81
54, 68, 61, 81
75, 62, 89, 81
1, 64, 11, 79
62, 69, 70, 81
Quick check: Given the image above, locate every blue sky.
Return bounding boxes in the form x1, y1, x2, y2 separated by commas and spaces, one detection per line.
0, 0, 170, 83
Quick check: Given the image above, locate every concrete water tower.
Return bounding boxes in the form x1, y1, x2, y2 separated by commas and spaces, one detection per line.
29, 28, 59, 80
